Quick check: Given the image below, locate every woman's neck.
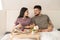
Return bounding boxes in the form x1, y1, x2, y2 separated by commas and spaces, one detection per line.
22, 17, 26, 19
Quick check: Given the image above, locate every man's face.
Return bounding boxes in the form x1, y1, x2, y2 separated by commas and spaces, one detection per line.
34, 8, 41, 16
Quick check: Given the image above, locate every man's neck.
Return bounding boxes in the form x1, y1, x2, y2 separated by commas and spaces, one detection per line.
35, 14, 42, 16
39, 14, 42, 16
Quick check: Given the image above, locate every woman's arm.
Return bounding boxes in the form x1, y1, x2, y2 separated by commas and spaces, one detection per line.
11, 24, 22, 33
25, 23, 35, 29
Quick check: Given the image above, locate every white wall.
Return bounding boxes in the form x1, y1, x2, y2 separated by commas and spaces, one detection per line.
0, 0, 3, 10
0, 10, 6, 38
6, 10, 19, 31
2, 0, 60, 10
1, 0, 60, 31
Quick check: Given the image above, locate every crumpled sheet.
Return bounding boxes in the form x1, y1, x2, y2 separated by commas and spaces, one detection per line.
40, 30, 60, 40
1, 34, 11, 40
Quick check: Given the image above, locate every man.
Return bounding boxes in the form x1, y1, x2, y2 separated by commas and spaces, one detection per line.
32, 5, 53, 32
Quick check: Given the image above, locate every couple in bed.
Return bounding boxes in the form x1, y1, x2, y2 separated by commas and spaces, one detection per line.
14, 5, 53, 32
1, 5, 58, 40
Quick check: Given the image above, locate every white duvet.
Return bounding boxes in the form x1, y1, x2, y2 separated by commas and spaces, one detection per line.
40, 31, 60, 40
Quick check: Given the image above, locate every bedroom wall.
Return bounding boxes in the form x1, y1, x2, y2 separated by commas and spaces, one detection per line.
0, 10, 6, 38
2, 0, 60, 31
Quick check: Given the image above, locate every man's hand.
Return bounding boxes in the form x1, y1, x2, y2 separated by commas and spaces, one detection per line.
48, 25, 53, 32
41, 29, 48, 32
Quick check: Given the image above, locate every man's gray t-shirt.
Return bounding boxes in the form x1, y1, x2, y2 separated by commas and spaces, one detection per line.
31, 14, 50, 29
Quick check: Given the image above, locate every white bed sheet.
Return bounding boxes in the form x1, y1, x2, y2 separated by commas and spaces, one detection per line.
40, 30, 60, 40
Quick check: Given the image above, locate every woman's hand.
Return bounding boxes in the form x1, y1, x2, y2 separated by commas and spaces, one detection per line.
25, 26, 33, 29
11, 24, 22, 33
25, 26, 31, 28
16, 24, 22, 28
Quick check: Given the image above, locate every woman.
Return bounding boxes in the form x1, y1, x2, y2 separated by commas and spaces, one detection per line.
13, 7, 32, 32
15, 7, 31, 26
1, 7, 33, 40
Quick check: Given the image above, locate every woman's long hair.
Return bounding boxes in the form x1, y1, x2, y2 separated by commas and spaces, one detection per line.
18, 7, 28, 18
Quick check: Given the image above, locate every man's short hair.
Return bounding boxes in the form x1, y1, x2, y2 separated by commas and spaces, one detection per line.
34, 5, 42, 10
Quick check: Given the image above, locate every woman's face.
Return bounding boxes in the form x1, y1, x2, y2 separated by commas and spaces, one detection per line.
24, 10, 29, 17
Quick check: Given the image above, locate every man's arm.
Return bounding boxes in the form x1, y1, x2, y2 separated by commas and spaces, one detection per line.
49, 21, 54, 27
47, 16, 54, 31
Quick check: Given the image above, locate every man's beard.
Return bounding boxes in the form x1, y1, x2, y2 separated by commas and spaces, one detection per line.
35, 14, 40, 16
